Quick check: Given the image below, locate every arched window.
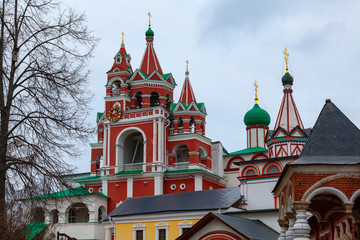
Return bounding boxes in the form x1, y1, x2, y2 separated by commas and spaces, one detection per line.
50, 209, 59, 224
68, 203, 89, 223
166, 94, 171, 109
135, 92, 142, 109
242, 165, 259, 177
190, 117, 196, 133
123, 132, 144, 170
267, 165, 280, 174
245, 169, 256, 176
150, 92, 159, 107
175, 145, 189, 169
96, 152, 103, 170
111, 81, 121, 96
169, 118, 174, 135
98, 206, 106, 222
178, 117, 183, 134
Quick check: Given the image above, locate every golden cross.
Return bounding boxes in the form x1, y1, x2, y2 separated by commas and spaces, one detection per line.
283, 48, 289, 71
186, 60, 189, 72
148, 12, 152, 27
254, 80, 259, 104
122, 32, 124, 44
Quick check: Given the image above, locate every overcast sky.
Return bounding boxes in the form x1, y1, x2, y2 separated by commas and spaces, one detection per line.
63, 0, 360, 173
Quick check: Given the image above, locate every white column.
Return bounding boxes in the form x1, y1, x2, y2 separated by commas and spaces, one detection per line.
195, 175, 202, 191
153, 118, 157, 163
127, 177, 133, 198
158, 119, 162, 163
103, 125, 108, 166
293, 202, 311, 240
102, 179, 108, 196
154, 175, 163, 195
285, 212, 296, 240
105, 227, 112, 240
278, 219, 288, 240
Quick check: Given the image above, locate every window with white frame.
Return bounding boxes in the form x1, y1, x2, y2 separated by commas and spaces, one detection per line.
155, 222, 168, 240
178, 220, 193, 236
132, 223, 145, 240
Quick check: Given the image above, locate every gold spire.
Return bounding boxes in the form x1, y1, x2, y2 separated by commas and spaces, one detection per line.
254, 80, 259, 104
186, 60, 189, 72
122, 32, 124, 44
148, 12, 152, 28
283, 48, 289, 72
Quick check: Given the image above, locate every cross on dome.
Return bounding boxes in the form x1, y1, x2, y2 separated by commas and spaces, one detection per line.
254, 80, 259, 104
148, 12, 151, 27
283, 48, 289, 72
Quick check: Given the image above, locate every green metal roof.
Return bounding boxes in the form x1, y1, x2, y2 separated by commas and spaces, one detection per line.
29, 187, 108, 199
23, 221, 48, 240
229, 147, 268, 155
96, 112, 104, 122
75, 175, 101, 182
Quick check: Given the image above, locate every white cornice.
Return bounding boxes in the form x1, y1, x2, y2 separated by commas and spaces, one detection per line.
168, 134, 211, 145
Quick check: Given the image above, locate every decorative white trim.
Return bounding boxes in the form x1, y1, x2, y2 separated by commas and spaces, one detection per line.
88, 188, 94, 193
155, 222, 168, 240
99, 187, 103, 193
305, 187, 349, 203
195, 175, 202, 191
132, 223, 146, 240
178, 220, 192, 236
127, 177, 133, 198
170, 184, 176, 190
179, 183, 186, 190
350, 189, 360, 203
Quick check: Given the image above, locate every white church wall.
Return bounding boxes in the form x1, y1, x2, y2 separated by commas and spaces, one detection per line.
241, 179, 278, 210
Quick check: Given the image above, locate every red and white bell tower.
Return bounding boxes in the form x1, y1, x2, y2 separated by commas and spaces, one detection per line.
85, 16, 226, 212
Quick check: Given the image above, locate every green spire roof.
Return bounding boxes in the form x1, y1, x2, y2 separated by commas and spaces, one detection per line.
244, 104, 270, 127
282, 72, 294, 85
146, 27, 154, 38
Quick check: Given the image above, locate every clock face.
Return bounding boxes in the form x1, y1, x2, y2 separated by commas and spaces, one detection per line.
108, 106, 121, 122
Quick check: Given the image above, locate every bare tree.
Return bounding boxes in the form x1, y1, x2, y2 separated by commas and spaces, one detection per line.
0, 0, 97, 236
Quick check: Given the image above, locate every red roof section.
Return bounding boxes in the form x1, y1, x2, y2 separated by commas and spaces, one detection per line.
179, 72, 197, 105
108, 43, 132, 73
139, 38, 163, 75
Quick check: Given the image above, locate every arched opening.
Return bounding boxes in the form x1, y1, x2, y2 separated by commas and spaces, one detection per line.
266, 164, 280, 174
96, 152, 103, 170
135, 92, 142, 109
32, 207, 45, 222
199, 147, 207, 168
175, 145, 189, 169
50, 209, 59, 224
111, 81, 121, 96
98, 206, 106, 222
178, 117, 183, 134
67, 203, 89, 223
123, 132, 144, 170
166, 94, 171, 109
150, 92, 160, 107
190, 117, 196, 133
169, 116, 174, 135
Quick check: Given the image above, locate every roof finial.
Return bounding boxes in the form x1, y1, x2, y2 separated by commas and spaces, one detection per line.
254, 80, 259, 104
122, 32, 124, 44
186, 60, 189, 72
283, 48, 289, 73
148, 12, 152, 28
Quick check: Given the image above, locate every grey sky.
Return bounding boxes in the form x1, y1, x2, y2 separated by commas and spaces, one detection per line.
64, 0, 360, 172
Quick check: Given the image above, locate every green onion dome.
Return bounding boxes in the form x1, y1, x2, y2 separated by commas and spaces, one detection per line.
282, 72, 293, 85
145, 27, 154, 38
244, 104, 271, 127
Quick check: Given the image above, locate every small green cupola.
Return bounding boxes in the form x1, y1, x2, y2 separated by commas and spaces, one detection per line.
244, 104, 271, 127
244, 80, 270, 127
282, 72, 293, 85
145, 27, 154, 38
